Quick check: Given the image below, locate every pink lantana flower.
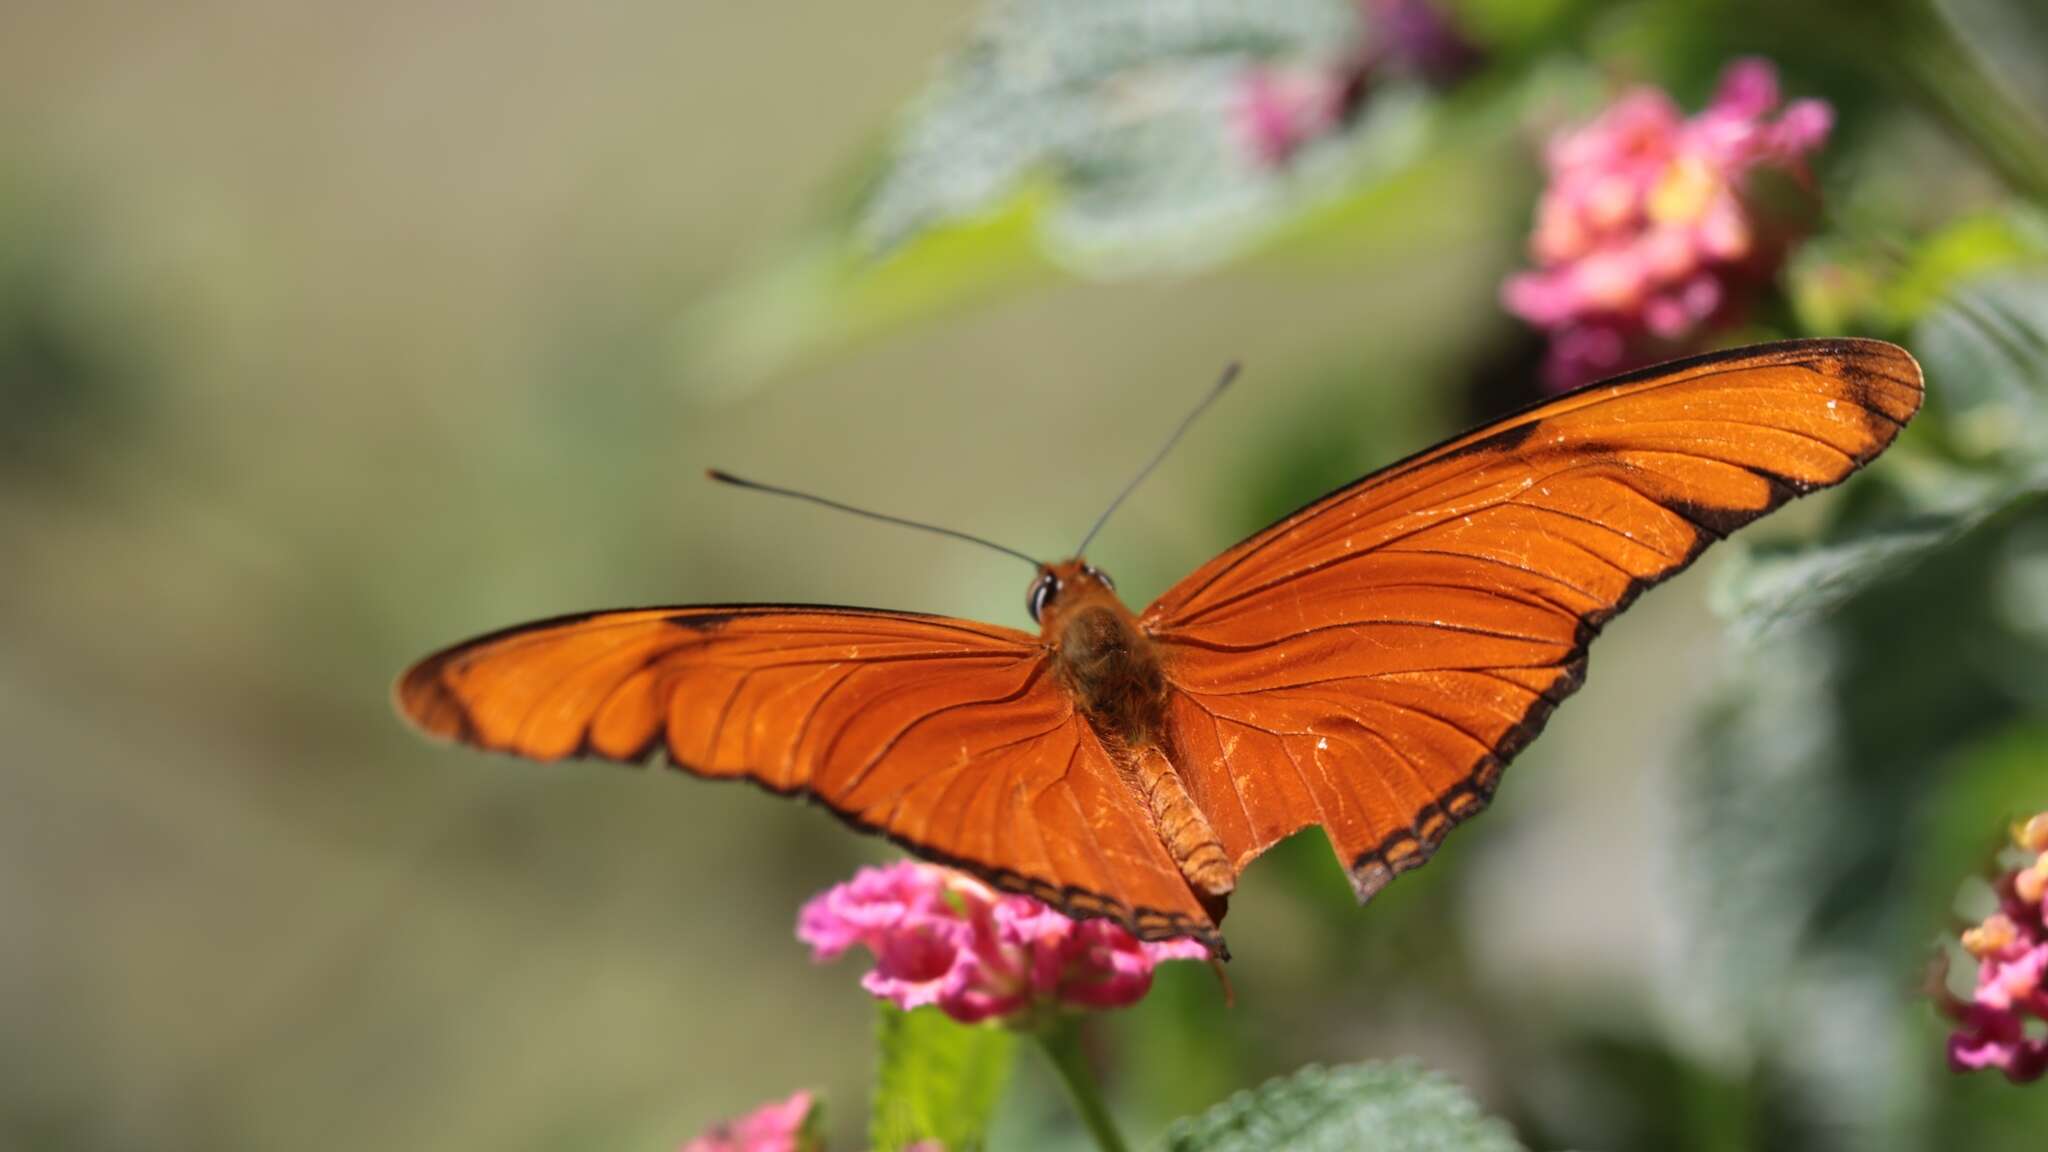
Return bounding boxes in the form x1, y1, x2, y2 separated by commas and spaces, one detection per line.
679, 1090, 821, 1152
1232, 0, 1480, 167
798, 861, 1209, 1026
1936, 813, 2048, 1083
1503, 58, 1833, 389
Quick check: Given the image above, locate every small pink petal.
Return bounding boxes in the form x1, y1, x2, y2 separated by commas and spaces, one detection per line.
1233, 67, 1343, 167
1570, 248, 1650, 311
1976, 947, 2048, 1012
1532, 198, 1591, 263
1711, 58, 1781, 120
1694, 195, 1752, 261
1679, 274, 1722, 318
1638, 226, 1699, 282
1766, 99, 1833, 158
679, 1091, 816, 1152
1501, 271, 1576, 326
1950, 1033, 2022, 1072
1641, 294, 1689, 338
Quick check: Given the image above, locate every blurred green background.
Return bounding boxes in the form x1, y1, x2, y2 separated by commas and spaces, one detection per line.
5, 2, 2048, 1150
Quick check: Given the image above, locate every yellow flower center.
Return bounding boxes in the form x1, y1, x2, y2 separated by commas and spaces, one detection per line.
1648, 154, 1721, 225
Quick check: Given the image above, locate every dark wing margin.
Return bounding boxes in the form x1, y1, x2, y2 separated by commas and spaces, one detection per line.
397, 603, 1225, 951
1143, 339, 1922, 903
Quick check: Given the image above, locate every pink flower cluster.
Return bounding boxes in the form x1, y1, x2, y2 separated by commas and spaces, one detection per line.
1503, 58, 1833, 389
1940, 813, 2048, 1083
680, 1090, 820, 1152
797, 861, 1209, 1026
1233, 0, 1480, 167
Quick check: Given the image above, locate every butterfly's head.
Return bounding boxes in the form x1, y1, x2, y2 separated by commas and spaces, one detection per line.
1027, 558, 1121, 631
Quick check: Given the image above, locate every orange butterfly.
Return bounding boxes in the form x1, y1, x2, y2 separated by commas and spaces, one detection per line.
398, 339, 1920, 956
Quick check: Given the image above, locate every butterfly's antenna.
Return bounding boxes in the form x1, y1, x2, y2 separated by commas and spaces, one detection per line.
1075, 361, 1241, 557
707, 469, 1045, 570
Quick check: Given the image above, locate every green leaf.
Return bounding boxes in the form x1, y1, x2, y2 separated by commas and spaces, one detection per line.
1878, 209, 2048, 329
1913, 267, 2048, 463
672, 0, 1537, 391
1712, 465, 2048, 646
1714, 511, 1962, 645
672, 189, 1054, 400
861, 0, 1365, 268
1718, 267, 2048, 641
1161, 1061, 1525, 1152
870, 1006, 1016, 1152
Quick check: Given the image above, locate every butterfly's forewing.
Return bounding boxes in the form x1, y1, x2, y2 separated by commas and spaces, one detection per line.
1142, 338, 1922, 900
397, 604, 1222, 946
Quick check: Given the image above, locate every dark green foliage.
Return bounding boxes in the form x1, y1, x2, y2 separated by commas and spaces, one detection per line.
1663, 269, 2048, 1150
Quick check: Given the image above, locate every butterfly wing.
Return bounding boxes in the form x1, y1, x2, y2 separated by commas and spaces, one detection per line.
398, 604, 1222, 947
1141, 338, 1922, 900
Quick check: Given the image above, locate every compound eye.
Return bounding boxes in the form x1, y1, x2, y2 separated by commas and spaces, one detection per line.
1084, 565, 1114, 592
1027, 574, 1059, 623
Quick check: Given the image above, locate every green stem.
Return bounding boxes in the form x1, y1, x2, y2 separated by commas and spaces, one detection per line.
1036, 1019, 1131, 1152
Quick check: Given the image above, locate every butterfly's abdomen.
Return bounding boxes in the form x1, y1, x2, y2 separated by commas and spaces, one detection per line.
1056, 604, 1234, 899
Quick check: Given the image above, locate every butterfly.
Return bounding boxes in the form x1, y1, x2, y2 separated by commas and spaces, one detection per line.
397, 339, 1920, 957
